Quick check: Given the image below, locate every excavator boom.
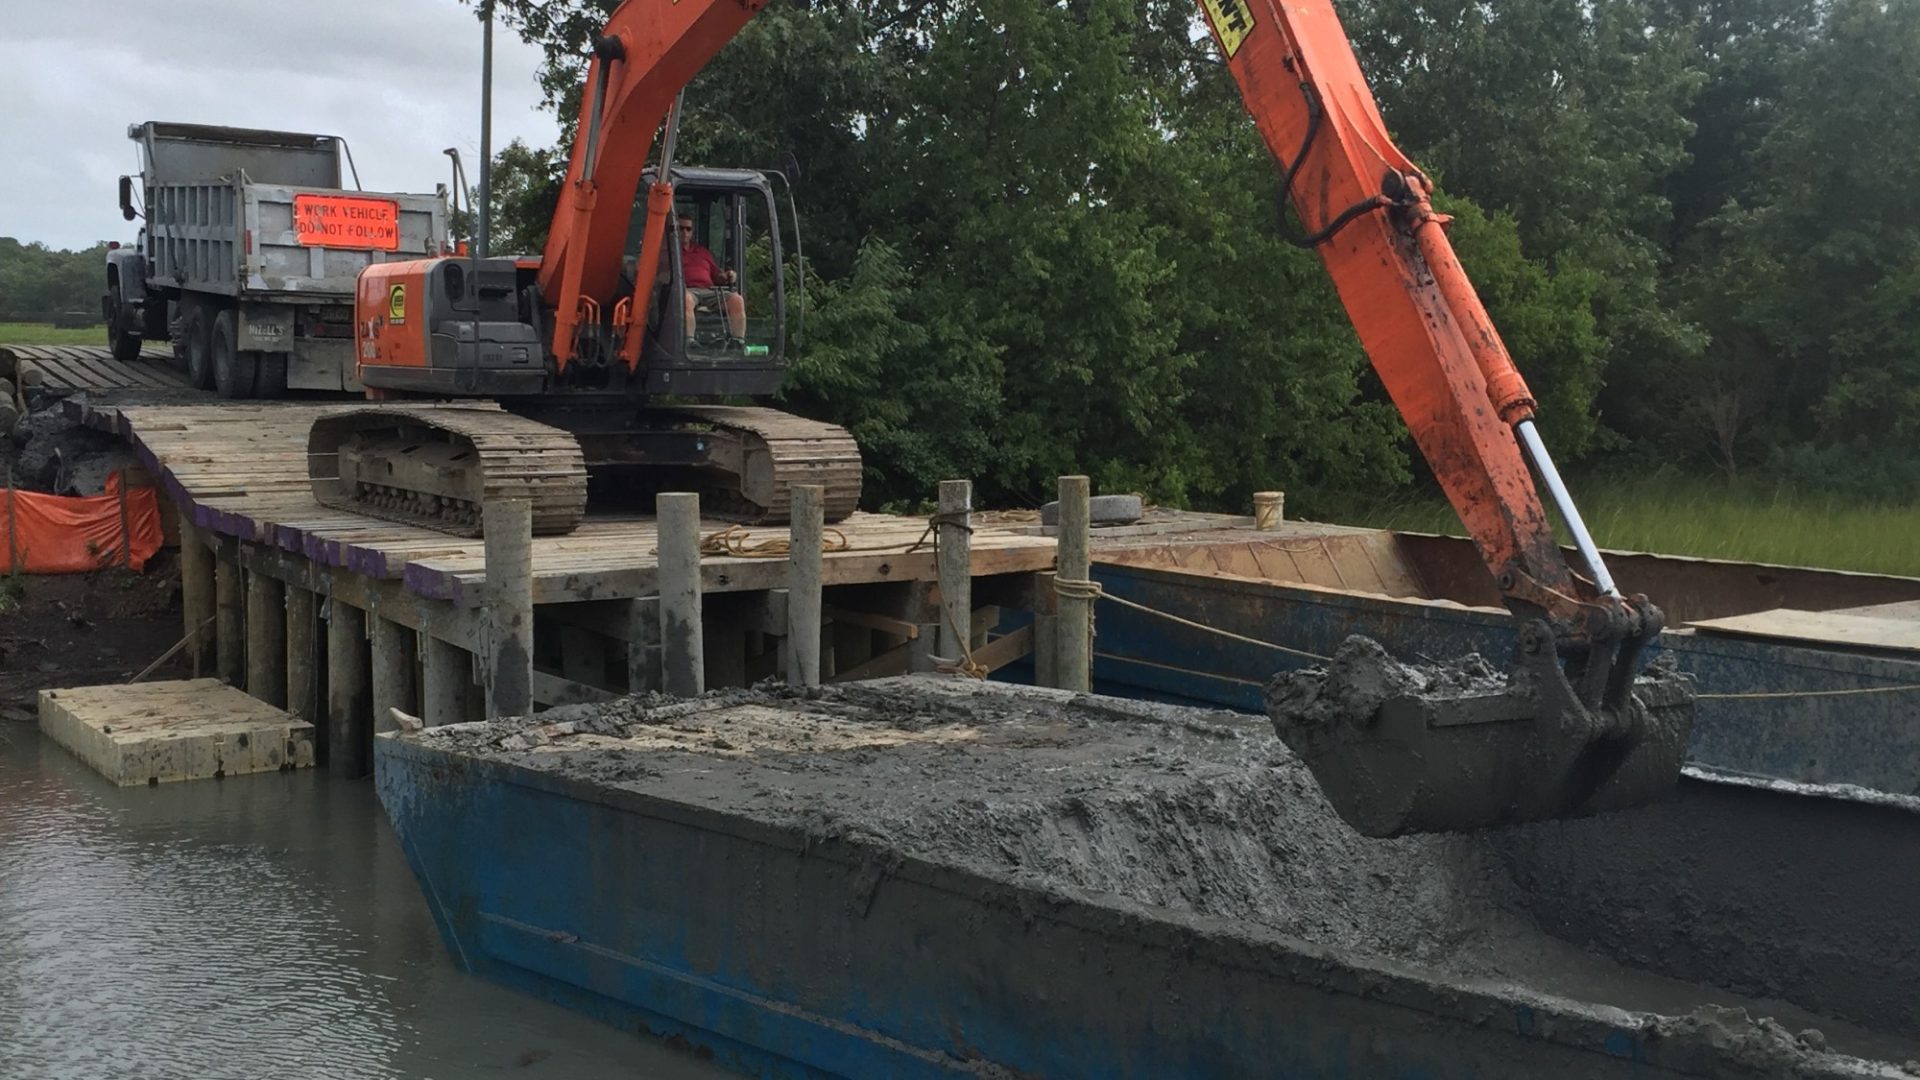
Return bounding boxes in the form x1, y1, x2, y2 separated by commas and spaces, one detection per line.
1200, 0, 1693, 834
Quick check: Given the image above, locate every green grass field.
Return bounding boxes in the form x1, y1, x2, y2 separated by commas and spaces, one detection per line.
1331, 476, 1920, 578
0, 322, 106, 346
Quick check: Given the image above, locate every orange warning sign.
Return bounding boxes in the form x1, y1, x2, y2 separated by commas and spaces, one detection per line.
293, 194, 401, 251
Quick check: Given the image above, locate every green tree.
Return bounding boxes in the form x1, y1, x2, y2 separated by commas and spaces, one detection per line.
0, 238, 113, 321
1672, 0, 1920, 487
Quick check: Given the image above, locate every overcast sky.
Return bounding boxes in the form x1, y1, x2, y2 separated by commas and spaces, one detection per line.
0, 0, 562, 251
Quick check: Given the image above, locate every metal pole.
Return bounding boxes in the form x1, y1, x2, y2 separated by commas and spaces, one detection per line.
1514, 420, 1618, 597
477, 4, 494, 258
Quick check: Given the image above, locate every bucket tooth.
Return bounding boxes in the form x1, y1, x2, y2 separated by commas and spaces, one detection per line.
1267, 635, 1695, 838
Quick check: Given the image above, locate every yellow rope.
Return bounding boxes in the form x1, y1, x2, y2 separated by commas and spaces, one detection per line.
1698, 684, 1920, 701
924, 511, 987, 679
1051, 577, 1334, 663
699, 523, 850, 559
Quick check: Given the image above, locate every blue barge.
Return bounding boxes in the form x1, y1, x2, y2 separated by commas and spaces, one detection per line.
378, 679, 1920, 1078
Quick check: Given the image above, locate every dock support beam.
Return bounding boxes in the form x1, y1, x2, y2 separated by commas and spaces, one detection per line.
657, 492, 705, 697
214, 541, 244, 686
285, 585, 319, 721
788, 485, 824, 688
244, 571, 286, 707
627, 597, 661, 693
326, 599, 370, 778
1056, 476, 1093, 694
937, 479, 973, 667
370, 614, 415, 733
422, 634, 470, 728
178, 514, 213, 676
483, 500, 534, 718
1033, 571, 1059, 689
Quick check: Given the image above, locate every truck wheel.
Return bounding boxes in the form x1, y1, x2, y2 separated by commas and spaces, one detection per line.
210, 311, 258, 399
254, 352, 288, 398
184, 306, 216, 390
107, 285, 142, 363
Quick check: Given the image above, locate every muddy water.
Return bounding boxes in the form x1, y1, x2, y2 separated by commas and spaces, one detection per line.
0, 725, 730, 1080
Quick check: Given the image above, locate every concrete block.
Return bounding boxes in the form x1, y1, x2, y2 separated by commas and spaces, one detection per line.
38, 678, 316, 786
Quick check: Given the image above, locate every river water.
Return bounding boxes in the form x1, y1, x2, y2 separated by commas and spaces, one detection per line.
0, 724, 731, 1080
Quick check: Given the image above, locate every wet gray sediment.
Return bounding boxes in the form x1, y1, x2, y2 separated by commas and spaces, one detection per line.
1267, 635, 1698, 837
418, 678, 1920, 1074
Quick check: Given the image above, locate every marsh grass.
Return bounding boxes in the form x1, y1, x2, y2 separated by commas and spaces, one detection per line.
1330, 476, 1920, 578
0, 322, 104, 346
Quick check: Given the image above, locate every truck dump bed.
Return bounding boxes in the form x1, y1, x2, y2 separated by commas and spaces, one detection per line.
134, 122, 446, 301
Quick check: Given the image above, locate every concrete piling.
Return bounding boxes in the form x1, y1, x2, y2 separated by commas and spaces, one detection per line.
178, 516, 214, 677
285, 585, 319, 721
936, 480, 973, 668
326, 599, 371, 778
244, 571, 286, 707
370, 614, 415, 733
657, 493, 705, 697
483, 500, 534, 719
422, 634, 470, 728
788, 485, 825, 688
214, 542, 244, 687
1056, 476, 1093, 694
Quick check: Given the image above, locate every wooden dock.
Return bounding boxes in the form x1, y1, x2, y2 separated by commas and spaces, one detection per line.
2, 343, 183, 392
63, 396, 1087, 776
38, 679, 315, 785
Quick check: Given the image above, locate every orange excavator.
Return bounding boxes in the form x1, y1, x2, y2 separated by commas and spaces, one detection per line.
305, 0, 1694, 834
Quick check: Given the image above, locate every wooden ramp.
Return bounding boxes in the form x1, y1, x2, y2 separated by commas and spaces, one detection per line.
39, 679, 316, 785
1, 343, 185, 392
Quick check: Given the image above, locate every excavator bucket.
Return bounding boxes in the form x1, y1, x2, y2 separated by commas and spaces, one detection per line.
1267, 632, 1695, 838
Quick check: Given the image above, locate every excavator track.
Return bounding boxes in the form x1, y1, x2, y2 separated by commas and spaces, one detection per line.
642, 404, 863, 524
308, 407, 589, 538
307, 404, 860, 538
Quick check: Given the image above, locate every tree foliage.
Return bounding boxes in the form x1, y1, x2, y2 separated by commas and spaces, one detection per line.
476, 0, 1917, 509
0, 238, 108, 321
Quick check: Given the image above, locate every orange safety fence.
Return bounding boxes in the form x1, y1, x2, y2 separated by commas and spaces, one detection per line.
0, 471, 164, 574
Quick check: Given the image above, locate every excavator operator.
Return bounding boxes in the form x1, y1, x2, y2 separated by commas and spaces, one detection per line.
679, 214, 746, 345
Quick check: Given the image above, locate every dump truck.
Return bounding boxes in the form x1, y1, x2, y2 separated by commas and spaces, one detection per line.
104, 121, 449, 397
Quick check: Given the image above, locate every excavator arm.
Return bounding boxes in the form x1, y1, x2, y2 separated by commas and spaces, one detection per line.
523, 0, 1694, 836
1201, 0, 1693, 835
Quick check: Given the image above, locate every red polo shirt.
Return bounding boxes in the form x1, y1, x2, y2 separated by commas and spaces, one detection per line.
683, 243, 721, 289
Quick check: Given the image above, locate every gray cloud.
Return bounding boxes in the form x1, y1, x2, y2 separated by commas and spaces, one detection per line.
0, 0, 560, 251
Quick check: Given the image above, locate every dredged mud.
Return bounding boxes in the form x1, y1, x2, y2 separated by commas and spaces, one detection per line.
411, 678, 1920, 1074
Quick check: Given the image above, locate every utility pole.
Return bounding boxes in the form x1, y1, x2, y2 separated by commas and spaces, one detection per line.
478, 1, 494, 258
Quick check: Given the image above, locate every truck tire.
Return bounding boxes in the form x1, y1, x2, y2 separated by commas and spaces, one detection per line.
254, 352, 288, 398
210, 310, 258, 399
184, 305, 216, 390
106, 285, 143, 363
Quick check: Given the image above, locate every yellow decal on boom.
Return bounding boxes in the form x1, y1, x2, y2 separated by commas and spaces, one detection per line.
1201, 0, 1254, 58
388, 284, 407, 324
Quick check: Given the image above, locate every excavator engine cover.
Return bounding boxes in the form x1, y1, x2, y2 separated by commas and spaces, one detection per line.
1266, 632, 1695, 837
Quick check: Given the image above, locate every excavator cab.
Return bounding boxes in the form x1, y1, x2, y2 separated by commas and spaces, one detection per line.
629, 165, 788, 398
